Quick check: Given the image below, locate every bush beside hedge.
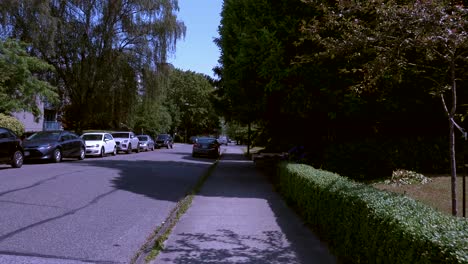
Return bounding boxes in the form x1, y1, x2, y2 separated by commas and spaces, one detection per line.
322, 136, 450, 181
277, 162, 468, 263
0, 113, 24, 136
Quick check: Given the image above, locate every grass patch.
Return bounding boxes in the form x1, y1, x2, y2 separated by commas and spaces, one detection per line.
131, 160, 219, 263
373, 174, 467, 216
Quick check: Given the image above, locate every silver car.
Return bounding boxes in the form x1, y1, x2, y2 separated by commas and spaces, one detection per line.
137, 135, 155, 151
111, 131, 140, 154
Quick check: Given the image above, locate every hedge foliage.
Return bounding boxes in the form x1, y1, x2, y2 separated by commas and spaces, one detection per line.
277, 162, 468, 263
0, 113, 24, 136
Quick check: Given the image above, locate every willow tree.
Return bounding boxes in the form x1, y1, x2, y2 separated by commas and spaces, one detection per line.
0, 0, 185, 133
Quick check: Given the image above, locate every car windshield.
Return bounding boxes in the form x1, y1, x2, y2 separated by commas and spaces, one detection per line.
82, 134, 103, 141
112, 133, 130, 138
197, 138, 216, 144
137, 136, 148, 141
27, 132, 61, 141
157, 135, 169, 140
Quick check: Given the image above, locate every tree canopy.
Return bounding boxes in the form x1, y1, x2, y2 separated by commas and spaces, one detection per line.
0, 39, 58, 118
216, 0, 468, 215
166, 69, 220, 141
0, 0, 185, 133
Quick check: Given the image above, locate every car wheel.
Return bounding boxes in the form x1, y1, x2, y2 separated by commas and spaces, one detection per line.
100, 147, 105, 158
112, 146, 117, 156
11, 150, 24, 168
78, 148, 85, 160
127, 144, 132, 154
192, 153, 197, 158
52, 149, 62, 163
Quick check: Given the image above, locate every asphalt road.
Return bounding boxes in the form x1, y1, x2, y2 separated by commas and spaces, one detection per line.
0, 143, 219, 264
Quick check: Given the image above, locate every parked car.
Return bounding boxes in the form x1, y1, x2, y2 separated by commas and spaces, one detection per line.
111, 131, 140, 154
0, 127, 24, 168
155, 134, 173, 149
23, 131, 85, 163
81, 132, 117, 157
189, 136, 198, 144
137, 135, 155, 151
192, 137, 221, 158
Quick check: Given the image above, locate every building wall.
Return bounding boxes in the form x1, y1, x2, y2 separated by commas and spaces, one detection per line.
12, 111, 44, 132
13, 100, 62, 132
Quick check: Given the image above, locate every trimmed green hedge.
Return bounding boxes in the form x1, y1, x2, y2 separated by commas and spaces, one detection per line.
277, 162, 468, 263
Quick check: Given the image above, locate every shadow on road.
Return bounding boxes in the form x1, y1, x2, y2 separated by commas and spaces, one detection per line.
78, 159, 212, 202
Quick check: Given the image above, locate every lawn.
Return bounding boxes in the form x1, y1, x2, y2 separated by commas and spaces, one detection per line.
373, 174, 468, 217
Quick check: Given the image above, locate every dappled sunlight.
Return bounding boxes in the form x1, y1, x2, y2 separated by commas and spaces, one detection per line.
158, 229, 299, 264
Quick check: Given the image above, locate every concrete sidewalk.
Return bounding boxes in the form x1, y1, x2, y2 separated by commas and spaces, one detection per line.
152, 146, 336, 264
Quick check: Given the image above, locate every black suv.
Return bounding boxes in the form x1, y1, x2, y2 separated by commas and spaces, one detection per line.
155, 134, 173, 149
0, 127, 24, 168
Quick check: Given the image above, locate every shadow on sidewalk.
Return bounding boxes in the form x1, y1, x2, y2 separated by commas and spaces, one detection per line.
155, 151, 336, 264
159, 229, 300, 264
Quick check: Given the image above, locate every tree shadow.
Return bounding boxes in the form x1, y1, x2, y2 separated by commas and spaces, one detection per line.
153, 151, 337, 263
77, 159, 213, 202
159, 229, 305, 264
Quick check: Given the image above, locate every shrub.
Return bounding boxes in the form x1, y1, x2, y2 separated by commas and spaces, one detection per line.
277, 162, 468, 263
0, 113, 24, 136
322, 136, 450, 182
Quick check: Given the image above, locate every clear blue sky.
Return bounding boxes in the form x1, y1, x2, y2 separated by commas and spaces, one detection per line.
168, 1, 223, 78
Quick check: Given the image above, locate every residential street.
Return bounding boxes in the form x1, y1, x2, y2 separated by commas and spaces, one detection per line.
0, 144, 213, 264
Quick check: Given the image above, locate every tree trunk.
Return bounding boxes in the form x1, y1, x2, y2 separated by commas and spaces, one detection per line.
247, 122, 251, 155
449, 58, 458, 216
449, 118, 458, 216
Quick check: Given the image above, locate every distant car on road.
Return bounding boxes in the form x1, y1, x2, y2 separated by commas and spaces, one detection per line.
23, 130, 85, 163
189, 136, 198, 144
81, 132, 117, 157
137, 135, 155, 151
218, 136, 228, 146
112, 131, 140, 154
155, 134, 173, 149
192, 137, 221, 158
0, 127, 24, 168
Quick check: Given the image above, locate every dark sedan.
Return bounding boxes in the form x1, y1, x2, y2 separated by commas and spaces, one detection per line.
155, 134, 173, 149
23, 131, 86, 163
192, 137, 221, 158
0, 127, 24, 168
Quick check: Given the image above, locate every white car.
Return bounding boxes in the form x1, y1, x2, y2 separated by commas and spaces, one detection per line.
218, 136, 228, 146
111, 131, 140, 154
81, 132, 117, 157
